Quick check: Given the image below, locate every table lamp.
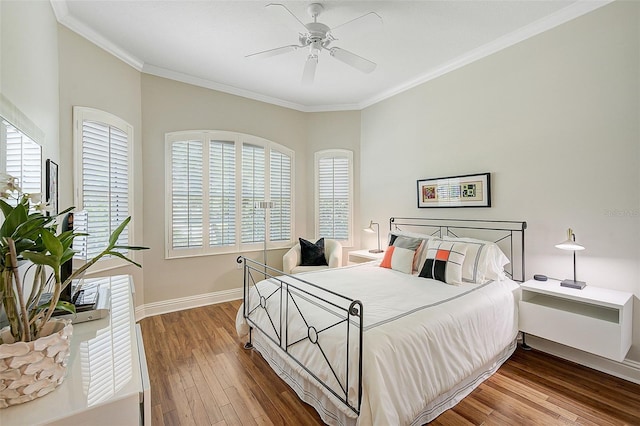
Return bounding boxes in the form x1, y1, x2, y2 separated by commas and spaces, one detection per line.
364, 220, 383, 253
555, 228, 586, 289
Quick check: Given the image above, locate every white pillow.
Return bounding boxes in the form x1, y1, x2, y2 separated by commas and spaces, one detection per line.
418, 240, 467, 285
442, 236, 510, 283
380, 246, 417, 274
388, 230, 439, 271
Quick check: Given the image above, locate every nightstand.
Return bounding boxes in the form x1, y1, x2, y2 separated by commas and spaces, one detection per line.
348, 249, 385, 264
519, 279, 633, 362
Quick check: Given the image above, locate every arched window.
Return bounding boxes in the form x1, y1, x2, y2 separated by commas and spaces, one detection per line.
165, 130, 294, 258
315, 149, 353, 246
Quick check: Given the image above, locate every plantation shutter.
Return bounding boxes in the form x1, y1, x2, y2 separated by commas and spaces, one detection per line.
209, 140, 236, 247
166, 131, 294, 257
170, 140, 203, 249
241, 143, 265, 244
3, 120, 41, 197
317, 153, 351, 241
81, 120, 130, 259
269, 150, 292, 242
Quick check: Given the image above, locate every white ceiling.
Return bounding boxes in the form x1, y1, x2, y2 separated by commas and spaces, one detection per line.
51, 0, 610, 112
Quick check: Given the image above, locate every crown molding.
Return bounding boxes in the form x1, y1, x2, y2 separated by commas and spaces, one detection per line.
142, 64, 362, 113
359, 0, 613, 109
51, 0, 611, 113
50, 0, 144, 71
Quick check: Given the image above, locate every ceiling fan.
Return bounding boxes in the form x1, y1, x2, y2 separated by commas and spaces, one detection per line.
246, 3, 382, 85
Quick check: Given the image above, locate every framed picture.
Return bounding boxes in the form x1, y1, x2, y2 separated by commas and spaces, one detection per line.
417, 172, 491, 208
46, 159, 58, 215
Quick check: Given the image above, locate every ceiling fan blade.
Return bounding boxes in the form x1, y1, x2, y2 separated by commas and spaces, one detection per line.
302, 55, 318, 85
266, 3, 308, 32
329, 47, 376, 73
330, 11, 383, 35
246, 45, 301, 59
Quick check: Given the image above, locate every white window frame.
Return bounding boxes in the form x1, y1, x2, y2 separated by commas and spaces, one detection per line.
165, 130, 295, 259
73, 106, 135, 271
0, 119, 42, 197
0, 94, 45, 199
314, 149, 354, 247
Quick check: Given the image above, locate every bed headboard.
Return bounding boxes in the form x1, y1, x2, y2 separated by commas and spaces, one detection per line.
389, 217, 527, 282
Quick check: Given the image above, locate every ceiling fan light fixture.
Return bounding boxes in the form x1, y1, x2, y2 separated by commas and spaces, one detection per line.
247, 2, 381, 83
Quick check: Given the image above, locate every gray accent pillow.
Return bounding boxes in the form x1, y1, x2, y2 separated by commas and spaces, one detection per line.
391, 235, 423, 251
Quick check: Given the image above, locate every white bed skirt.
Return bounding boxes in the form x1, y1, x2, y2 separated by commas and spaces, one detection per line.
250, 331, 517, 426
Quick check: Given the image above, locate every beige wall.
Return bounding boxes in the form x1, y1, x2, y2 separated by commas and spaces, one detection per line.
361, 1, 640, 360
141, 74, 309, 303
0, 0, 59, 161
306, 111, 361, 259
4, 0, 640, 366
57, 26, 145, 300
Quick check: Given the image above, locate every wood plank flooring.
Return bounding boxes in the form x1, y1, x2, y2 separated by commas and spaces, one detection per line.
140, 301, 640, 425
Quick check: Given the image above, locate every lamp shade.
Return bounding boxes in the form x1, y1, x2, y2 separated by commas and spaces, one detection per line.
555, 228, 585, 251
555, 227, 586, 289
363, 220, 383, 253
363, 221, 375, 233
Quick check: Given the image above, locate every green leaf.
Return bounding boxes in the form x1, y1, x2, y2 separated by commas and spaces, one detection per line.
0, 203, 28, 238
14, 216, 48, 240
58, 231, 75, 251
0, 199, 13, 219
13, 239, 36, 254
108, 251, 142, 268
54, 300, 76, 315
108, 217, 131, 247
113, 245, 149, 251
21, 251, 58, 269
60, 248, 76, 264
55, 206, 75, 217
41, 229, 63, 259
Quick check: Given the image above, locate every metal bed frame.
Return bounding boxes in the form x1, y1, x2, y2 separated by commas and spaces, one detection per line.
389, 217, 527, 282
238, 217, 527, 418
237, 257, 364, 415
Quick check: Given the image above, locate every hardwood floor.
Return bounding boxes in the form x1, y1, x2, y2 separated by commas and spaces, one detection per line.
140, 301, 640, 425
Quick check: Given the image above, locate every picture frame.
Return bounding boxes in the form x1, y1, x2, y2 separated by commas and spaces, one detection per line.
417, 172, 491, 208
45, 159, 58, 215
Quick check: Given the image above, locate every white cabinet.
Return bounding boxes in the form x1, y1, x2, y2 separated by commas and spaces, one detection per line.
348, 249, 385, 264
0, 275, 150, 425
519, 279, 632, 362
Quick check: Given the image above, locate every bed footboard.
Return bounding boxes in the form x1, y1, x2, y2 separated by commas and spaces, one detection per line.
236, 256, 364, 416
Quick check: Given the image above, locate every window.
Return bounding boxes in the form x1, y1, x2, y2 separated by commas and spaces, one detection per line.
241, 143, 265, 244
73, 107, 134, 267
166, 131, 294, 258
315, 149, 353, 245
0, 119, 42, 198
209, 140, 236, 247
269, 150, 292, 242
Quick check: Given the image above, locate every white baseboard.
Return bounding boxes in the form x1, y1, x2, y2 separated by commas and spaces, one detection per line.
135, 287, 243, 321
525, 335, 640, 385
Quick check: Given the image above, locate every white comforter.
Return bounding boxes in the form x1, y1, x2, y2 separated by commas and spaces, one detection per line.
236, 262, 519, 425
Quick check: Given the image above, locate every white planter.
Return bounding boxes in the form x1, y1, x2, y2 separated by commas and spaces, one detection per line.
0, 319, 73, 408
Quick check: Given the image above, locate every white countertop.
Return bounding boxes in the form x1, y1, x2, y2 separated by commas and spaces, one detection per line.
0, 275, 144, 425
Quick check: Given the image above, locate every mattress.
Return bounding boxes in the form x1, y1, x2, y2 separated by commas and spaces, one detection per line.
236, 262, 519, 425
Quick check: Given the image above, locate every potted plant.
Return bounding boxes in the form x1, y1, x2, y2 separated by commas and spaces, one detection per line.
0, 173, 146, 407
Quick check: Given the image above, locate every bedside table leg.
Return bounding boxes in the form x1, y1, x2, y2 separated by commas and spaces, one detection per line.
521, 332, 532, 351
